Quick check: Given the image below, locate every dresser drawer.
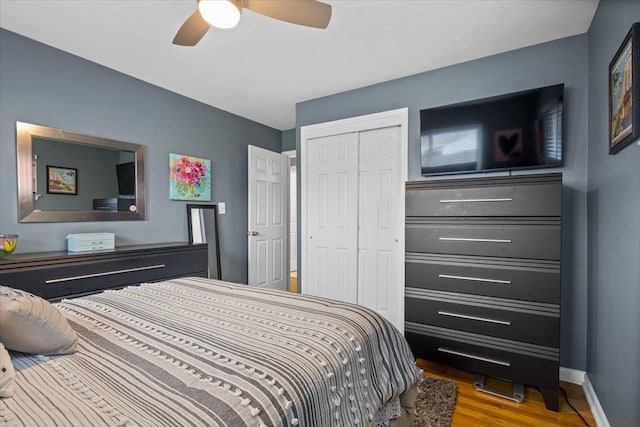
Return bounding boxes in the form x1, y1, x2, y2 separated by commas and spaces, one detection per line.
405, 291, 559, 347
0, 245, 208, 300
404, 324, 559, 392
406, 218, 560, 260
406, 175, 561, 217
405, 253, 560, 303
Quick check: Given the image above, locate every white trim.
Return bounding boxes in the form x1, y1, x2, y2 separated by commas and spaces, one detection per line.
559, 367, 610, 427
582, 374, 610, 427
283, 149, 297, 275
300, 108, 408, 327
559, 367, 586, 385
301, 108, 409, 140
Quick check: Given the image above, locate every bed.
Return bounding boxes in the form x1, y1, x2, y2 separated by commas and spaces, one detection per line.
0, 276, 422, 426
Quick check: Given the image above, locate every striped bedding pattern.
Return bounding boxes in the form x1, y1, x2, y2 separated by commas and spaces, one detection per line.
1, 277, 421, 426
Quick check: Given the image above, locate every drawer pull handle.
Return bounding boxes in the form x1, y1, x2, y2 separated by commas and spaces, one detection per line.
45, 264, 166, 284
439, 237, 512, 243
439, 198, 513, 203
437, 310, 511, 325
439, 274, 511, 285
438, 347, 511, 366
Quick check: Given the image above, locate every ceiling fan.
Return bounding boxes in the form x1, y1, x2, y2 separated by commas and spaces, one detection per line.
173, 0, 332, 46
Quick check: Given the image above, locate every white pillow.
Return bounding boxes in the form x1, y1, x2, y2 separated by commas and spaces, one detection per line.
0, 342, 15, 398
0, 286, 78, 355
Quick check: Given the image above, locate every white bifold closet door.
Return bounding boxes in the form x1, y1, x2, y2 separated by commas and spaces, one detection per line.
306, 132, 359, 303
357, 127, 404, 330
304, 125, 404, 332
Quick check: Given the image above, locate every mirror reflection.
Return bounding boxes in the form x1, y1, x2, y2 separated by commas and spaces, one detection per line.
17, 122, 146, 222
187, 204, 222, 280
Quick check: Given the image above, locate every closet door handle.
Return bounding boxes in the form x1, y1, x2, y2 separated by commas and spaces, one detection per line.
437, 310, 511, 325
438, 237, 512, 243
438, 274, 511, 285
439, 198, 512, 203
438, 348, 511, 366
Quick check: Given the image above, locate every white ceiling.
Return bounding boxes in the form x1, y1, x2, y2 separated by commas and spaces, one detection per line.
0, 0, 598, 130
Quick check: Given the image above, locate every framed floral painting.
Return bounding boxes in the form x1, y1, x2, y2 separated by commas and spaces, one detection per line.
169, 153, 211, 201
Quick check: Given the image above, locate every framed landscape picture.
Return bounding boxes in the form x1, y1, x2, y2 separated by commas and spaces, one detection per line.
46, 165, 77, 195
609, 22, 640, 154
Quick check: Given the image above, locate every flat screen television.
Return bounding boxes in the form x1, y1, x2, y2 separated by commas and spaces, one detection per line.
115, 162, 135, 196
420, 84, 564, 176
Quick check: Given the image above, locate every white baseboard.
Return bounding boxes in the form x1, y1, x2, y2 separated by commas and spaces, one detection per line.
560, 367, 586, 384
582, 374, 610, 427
559, 366, 610, 427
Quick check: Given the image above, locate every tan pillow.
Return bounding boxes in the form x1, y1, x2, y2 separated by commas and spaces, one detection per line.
0, 342, 15, 398
0, 286, 78, 355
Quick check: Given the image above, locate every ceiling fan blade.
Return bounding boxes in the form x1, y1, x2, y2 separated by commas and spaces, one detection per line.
173, 9, 211, 46
244, 0, 331, 29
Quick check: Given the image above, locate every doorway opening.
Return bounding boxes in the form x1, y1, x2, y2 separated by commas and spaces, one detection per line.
284, 150, 297, 293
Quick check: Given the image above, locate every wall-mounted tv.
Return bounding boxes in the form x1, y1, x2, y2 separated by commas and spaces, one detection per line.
420, 84, 564, 176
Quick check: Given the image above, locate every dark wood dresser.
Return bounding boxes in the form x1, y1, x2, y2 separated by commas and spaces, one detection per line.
0, 242, 208, 301
404, 173, 561, 411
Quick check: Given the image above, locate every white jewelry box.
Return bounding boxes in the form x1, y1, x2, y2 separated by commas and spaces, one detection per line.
66, 233, 115, 252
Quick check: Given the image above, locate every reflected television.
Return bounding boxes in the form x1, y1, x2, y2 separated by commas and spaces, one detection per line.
420, 84, 564, 176
115, 162, 135, 196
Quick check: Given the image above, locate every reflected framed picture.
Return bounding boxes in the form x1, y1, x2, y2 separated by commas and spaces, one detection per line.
609, 22, 640, 154
494, 128, 523, 162
46, 165, 77, 195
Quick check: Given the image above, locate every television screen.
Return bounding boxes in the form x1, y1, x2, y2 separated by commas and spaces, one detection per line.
115, 162, 135, 196
420, 84, 564, 176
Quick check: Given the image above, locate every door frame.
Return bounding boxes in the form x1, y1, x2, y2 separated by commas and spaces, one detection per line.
300, 108, 409, 300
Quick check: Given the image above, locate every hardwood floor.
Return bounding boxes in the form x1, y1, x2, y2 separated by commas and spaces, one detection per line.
417, 359, 597, 427
289, 271, 297, 293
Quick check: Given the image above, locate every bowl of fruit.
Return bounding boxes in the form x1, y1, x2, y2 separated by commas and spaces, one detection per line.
0, 234, 18, 257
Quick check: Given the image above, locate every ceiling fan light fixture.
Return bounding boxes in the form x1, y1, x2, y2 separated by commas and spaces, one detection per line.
198, 0, 242, 29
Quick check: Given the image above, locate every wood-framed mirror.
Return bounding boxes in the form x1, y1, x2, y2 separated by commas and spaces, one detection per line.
17, 121, 146, 222
187, 204, 222, 280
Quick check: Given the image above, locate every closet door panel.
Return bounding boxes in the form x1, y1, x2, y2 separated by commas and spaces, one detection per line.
305, 132, 359, 303
357, 126, 404, 331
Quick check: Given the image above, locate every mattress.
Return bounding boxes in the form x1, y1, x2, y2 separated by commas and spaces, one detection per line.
1, 277, 421, 426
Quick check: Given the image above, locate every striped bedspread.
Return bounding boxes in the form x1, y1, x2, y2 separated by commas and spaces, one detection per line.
1, 277, 421, 426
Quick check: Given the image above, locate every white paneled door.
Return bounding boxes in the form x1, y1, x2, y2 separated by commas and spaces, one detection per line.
248, 145, 288, 290
301, 109, 408, 333
305, 132, 359, 304
357, 126, 404, 331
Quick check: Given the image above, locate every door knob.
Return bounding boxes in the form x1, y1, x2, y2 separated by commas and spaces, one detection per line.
247, 231, 259, 236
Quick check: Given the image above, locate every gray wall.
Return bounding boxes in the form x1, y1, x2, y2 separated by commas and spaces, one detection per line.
0, 29, 281, 284
296, 35, 590, 371
587, 1, 640, 426
281, 129, 296, 152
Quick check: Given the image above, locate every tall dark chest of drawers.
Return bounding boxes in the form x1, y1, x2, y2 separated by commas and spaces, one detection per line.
404, 173, 561, 411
